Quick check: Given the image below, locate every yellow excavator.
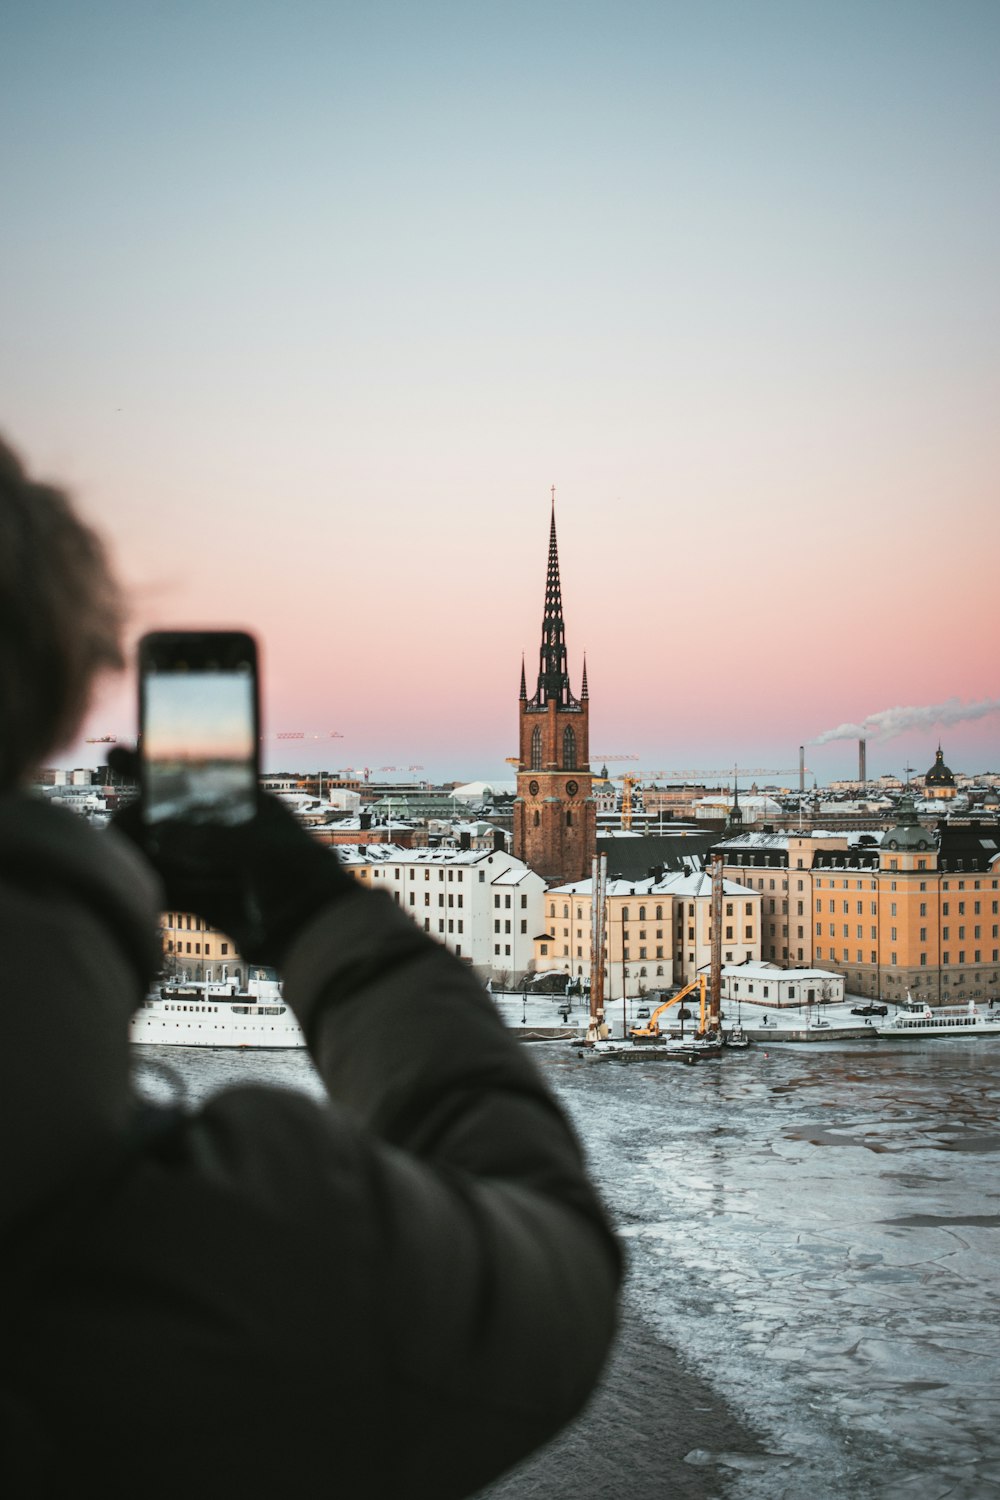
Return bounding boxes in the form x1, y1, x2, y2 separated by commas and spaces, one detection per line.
630, 974, 708, 1041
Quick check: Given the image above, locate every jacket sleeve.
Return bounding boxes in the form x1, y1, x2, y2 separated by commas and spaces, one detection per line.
275, 884, 622, 1493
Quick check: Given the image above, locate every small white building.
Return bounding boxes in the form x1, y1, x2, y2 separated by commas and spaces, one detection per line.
721, 962, 844, 1009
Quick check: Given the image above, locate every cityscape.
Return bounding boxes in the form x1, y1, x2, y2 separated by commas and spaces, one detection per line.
9, 4, 999, 1491
42, 500, 1000, 1017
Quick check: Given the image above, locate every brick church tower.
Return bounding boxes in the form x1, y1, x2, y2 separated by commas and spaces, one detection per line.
513, 494, 595, 884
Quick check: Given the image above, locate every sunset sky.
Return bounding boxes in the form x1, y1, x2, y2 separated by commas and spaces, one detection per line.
3, 1, 998, 785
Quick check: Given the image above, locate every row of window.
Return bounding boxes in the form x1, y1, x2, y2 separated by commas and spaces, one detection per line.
165, 940, 230, 956
816, 948, 1000, 967
361, 868, 488, 883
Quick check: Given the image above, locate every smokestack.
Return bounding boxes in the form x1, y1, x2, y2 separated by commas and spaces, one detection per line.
859, 738, 867, 783
799, 746, 805, 794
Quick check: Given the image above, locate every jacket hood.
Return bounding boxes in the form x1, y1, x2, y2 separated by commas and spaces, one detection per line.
0, 795, 162, 1235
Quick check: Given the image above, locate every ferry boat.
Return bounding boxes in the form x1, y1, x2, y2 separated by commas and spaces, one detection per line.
130, 972, 305, 1048
875, 1000, 1000, 1040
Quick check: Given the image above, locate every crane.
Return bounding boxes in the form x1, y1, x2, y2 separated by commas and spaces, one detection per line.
635, 767, 810, 782
608, 766, 812, 829
630, 975, 707, 1039
269, 731, 345, 741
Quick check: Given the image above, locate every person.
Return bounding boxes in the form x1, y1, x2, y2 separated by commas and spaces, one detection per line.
0, 437, 620, 1498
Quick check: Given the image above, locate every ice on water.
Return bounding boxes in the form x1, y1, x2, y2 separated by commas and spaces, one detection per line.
133, 1038, 1000, 1498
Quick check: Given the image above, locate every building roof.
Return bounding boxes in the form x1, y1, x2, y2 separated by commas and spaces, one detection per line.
925, 746, 956, 786
546, 870, 757, 899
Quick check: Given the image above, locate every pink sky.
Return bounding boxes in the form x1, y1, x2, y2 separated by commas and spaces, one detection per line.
4, 3, 998, 786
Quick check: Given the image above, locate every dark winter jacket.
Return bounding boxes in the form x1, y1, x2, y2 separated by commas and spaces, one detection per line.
0, 795, 620, 1498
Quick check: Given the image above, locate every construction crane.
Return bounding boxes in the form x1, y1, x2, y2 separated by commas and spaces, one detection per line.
637, 767, 810, 782
630, 975, 707, 1039
268, 731, 345, 741
609, 767, 812, 830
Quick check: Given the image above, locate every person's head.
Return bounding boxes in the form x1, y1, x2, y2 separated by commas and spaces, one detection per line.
0, 437, 124, 789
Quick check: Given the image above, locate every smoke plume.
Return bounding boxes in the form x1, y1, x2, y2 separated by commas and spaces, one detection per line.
811, 697, 1000, 746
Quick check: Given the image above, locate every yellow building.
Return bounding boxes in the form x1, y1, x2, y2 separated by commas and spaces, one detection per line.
159, 911, 244, 984
533, 869, 761, 999
716, 795, 1000, 1004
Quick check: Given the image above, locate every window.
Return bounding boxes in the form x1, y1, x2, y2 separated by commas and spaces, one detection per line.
531, 726, 542, 770
563, 725, 577, 769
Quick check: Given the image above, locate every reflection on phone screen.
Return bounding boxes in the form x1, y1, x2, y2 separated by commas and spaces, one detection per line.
143, 669, 256, 825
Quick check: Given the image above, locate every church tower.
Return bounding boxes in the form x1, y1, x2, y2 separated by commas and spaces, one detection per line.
513, 492, 595, 883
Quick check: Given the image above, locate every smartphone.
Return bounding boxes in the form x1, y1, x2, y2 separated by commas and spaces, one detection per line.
139, 631, 260, 826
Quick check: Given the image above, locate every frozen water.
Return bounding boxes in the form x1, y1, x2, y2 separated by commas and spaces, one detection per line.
541, 1040, 1000, 1498
133, 1037, 1000, 1498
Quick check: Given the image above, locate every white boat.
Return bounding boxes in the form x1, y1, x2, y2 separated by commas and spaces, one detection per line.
875, 1000, 1000, 1040
130, 973, 305, 1048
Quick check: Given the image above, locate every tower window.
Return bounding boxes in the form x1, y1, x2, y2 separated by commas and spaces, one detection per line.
531, 726, 542, 770
563, 726, 577, 770
533, 810, 540, 827
566, 810, 573, 827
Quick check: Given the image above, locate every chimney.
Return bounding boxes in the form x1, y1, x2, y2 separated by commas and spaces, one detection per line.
859, 738, 867, 783
799, 746, 805, 794
459, 830, 472, 850
492, 829, 506, 852
359, 811, 372, 831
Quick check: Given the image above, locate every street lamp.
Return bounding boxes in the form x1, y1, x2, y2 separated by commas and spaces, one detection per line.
521, 976, 528, 1025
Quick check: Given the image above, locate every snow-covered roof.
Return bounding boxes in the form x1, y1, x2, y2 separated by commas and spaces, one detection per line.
336, 844, 526, 870
722, 963, 842, 982
547, 870, 757, 899
450, 780, 516, 801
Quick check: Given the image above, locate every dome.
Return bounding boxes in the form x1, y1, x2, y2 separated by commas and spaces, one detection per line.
925, 746, 955, 787
882, 792, 934, 852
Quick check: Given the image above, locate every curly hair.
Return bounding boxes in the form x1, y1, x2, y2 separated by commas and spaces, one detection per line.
0, 437, 124, 788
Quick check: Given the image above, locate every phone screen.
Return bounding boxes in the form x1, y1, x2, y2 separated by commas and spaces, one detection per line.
140, 634, 259, 826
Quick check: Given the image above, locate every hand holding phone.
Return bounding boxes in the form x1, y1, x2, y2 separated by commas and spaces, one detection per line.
116, 630, 355, 966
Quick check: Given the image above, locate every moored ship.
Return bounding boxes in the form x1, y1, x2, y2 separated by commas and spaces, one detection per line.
130, 972, 305, 1048
876, 1000, 1000, 1040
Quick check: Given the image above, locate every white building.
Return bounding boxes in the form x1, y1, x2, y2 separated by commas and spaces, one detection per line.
721, 963, 845, 1008
337, 844, 545, 980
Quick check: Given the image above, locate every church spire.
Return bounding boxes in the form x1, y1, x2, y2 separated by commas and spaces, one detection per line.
581, 653, 589, 701
519, 654, 527, 701
534, 486, 573, 707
